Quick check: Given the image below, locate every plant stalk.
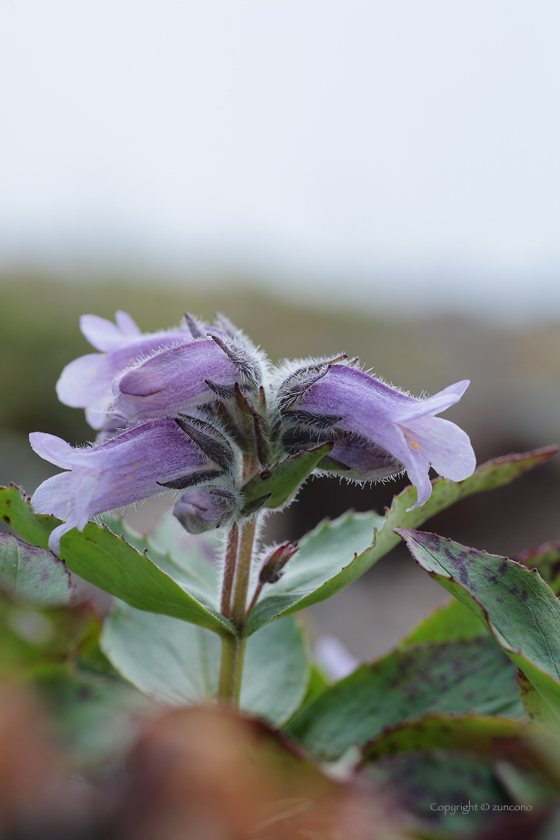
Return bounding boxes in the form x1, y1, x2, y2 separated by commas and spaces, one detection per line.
218, 514, 258, 705
220, 523, 239, 617
230, 517, 258, 628
218, 634, 245, 703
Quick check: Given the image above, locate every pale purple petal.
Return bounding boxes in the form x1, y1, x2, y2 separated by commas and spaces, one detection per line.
402, 416, 476, 482
56, 354, 113, 409
115, 310, 142, 338
80, 314, 135, 352
80, 311, 143, 351
30, 432, 123, 470
401, 451, 434, 510
112, 339, 240, 421
73, 474, 99, 531
360, 421, 434, 509
48, 522, 76, 555
32, 471, 77, 521
32, 473, 85, 553
29, 433, 85, 469
395, 380, 470, 423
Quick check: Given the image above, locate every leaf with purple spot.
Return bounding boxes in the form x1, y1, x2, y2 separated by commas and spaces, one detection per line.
0, 532, 74, 607
286, 637, 522, 761
398, 529, 560, 723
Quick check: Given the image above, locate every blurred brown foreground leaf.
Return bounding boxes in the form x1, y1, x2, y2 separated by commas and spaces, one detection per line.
118, 705, 404, 840
0, 688, 404, 840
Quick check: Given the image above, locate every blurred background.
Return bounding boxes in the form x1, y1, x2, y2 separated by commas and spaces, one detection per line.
1, 0, 559, 661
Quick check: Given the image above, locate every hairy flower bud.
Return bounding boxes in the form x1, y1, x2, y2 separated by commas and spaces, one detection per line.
258, 542, 298, 585
173, 487, 238, 534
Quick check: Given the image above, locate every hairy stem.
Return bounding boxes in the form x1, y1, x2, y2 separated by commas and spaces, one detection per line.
218, 515, 257, 705
218, 634, 243, 703
220, 523, 239, 618
230, 517, 258, 629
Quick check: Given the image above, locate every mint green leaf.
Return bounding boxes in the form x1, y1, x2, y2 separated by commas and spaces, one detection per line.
0, 532, 73, 607
398, 529, 560, 723
245, 447, 556, 635
240, 443, 333, 512
101, 605, 309, 725
286, 638, 522, 761
398, 597, 487, 648
0, 486, 234, 636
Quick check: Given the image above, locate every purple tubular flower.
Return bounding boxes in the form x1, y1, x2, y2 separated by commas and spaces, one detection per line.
56, 311, 192, 430
173, 486, 238, 534
111, 339, 241, 423
29, 419, 223, 553
284, 365, 475, 510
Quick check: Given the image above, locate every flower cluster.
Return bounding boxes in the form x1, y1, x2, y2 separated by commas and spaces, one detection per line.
31, 311, 476, 552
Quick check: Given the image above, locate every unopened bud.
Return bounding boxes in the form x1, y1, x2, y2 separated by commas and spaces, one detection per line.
259, 542, 298, 585
173, 487, 237, 534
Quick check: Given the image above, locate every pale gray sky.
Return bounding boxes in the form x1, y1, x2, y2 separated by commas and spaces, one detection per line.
1, 1, 559, 315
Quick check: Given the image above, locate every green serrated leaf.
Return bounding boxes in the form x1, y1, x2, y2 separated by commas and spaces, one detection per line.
240, 443, 334, 512
245, 447, 556, 635
398, 529, 560, 723
286, 637, 522, 761
102, 515, 219, 609
361, 713, 525, 761
101, 605, 310, 725
398, 597, 487, 648
0, 532, 74, 607
0, 486, 234, 636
